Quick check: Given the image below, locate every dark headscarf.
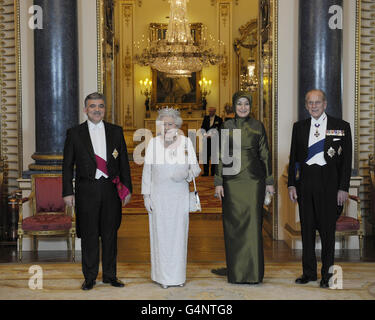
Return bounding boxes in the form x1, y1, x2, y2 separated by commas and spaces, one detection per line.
232, 91, 252, 115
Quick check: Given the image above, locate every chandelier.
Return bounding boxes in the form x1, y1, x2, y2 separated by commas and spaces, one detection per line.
134, 0, 223, 78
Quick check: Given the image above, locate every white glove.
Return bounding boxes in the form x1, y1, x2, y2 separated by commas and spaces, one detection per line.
144, 195, 153, 214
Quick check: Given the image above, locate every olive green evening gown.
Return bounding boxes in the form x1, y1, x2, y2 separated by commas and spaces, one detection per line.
214, 117, 273, 283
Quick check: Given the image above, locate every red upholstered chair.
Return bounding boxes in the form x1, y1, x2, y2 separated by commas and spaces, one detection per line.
336, 194, 364, 259
17, 174, 76, 261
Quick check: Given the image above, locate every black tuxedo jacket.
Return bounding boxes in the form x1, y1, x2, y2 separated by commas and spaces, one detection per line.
62, 121, 132, 197
201, 115, 223, 133
287, 115, 352, 192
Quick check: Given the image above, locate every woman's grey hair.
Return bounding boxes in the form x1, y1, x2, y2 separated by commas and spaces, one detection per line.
156, 107, 183, 128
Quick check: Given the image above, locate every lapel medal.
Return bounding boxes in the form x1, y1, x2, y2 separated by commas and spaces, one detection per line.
327, 147, 335, 158
112, 148, 119, 159
338, 146, 342, 156
314, 123, 320, 138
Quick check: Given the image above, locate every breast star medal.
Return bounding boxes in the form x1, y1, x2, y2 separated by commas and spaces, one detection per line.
338, 146, 342, 156
327, 147, 336, 158
112, 148, 119, 159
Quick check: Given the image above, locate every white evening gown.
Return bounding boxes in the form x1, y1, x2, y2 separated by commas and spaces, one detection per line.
142, 135, 201, 286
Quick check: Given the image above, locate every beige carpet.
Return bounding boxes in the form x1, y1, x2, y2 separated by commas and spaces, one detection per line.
0, 262, 374, 300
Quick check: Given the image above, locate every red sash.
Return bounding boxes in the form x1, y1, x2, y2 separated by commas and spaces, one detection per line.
95, 155, 130, 201
95, 155, 109, 175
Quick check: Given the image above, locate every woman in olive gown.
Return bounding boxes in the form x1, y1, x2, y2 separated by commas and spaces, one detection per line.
214, 91, 274, 284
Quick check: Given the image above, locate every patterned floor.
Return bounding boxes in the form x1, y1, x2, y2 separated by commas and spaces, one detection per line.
0, 262, 374, 300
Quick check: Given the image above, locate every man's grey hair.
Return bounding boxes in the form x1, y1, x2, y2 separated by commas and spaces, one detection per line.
156, 107, 183, 128
84, 92, 106, 107
305, 89, 327, 102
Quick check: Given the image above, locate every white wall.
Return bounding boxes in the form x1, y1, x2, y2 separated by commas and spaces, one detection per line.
342, 0, 357, 149
20, 0, 35, 173
277, 0, 299, 240
78, 0, 98, 122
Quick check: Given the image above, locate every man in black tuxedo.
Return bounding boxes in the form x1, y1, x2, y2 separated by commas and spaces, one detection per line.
200, 107, 223, 176
63, 92, 132, 290
288, 89, 352, 288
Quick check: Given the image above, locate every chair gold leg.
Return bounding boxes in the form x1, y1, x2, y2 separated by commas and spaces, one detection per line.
359, 234, 364, 260
18, 235, 23, 261
72, 233, 75, 262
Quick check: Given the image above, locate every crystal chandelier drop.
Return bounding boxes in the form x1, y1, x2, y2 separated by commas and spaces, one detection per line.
134, 0, 223, 78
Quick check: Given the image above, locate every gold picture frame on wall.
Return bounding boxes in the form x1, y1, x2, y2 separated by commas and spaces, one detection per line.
151, 70, 202, 109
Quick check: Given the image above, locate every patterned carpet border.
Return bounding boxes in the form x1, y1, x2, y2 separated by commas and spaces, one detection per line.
0, 262, 374, 300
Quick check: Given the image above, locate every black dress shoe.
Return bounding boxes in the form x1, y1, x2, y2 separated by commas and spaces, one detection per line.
295, 275, 317, 284
320, 279, 330, 288
81, 280, 96, 291
103, 278, 125, 287
211, 268, 227, 276
201, 174, 209, 177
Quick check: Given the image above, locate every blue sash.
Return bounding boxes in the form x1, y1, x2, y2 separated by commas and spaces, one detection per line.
305, 139, 325, 163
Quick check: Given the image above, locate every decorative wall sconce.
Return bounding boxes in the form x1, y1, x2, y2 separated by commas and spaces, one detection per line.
199, 77, 212, 110
140, 78, 152, 117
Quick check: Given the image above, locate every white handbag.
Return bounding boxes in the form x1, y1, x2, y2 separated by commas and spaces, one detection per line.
189, 176, 201, 212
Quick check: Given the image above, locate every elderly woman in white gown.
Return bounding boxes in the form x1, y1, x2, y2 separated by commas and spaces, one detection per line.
142, 108, 201, 289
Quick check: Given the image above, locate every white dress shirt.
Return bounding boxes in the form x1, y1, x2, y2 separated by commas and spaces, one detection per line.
88, 119, 108, 179
306, 112, 327, 166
